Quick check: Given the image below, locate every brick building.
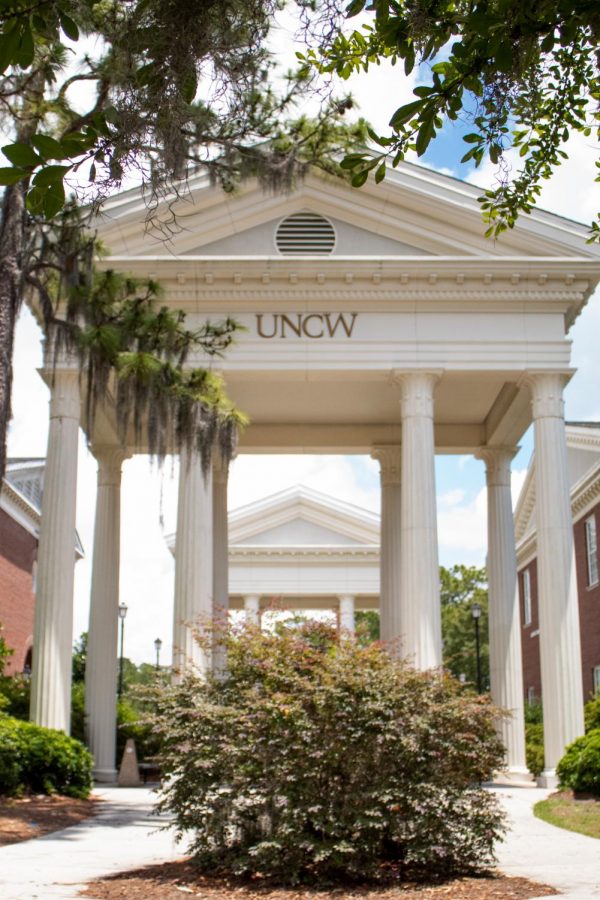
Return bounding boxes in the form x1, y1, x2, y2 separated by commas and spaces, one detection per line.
515, 423, 600, 705
0, 460, 44, 675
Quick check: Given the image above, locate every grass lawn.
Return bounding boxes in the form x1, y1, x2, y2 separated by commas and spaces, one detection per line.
534, 791, 600, 839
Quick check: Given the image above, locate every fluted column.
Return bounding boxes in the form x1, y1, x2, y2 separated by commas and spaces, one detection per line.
395, 371, 442, 669
370, 446, 402, 649
85, 446, 128, 782
338, 594, 355, 636
30, 370, 80, 732
476, 446, 528, 778
527, 372, 584, 784
172, 447, 213, 678
212, 454, 230, 675
244, 594, 261, 626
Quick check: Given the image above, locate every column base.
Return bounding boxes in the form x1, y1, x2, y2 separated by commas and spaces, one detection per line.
93, 767, 118, 784
537, 768, 558, 789
492, 767, 536, 787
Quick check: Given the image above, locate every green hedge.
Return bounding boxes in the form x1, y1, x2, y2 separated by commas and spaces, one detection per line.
0, 714, 93, 798
153, 622, 506, 885
557, 728, 600, 796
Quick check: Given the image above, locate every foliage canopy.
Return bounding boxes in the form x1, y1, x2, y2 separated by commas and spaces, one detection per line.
305, 0, 600, 239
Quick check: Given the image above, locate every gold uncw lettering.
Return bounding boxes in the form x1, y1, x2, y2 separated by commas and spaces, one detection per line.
325, 312, 357, 337
280, 314, 302, 338
255, 312, 358, 339
256, 314, 277, 338
302, 314, 325, 338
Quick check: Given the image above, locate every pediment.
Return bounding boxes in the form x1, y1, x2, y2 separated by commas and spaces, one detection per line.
183, 214, 431, 257
233, 517, 368, 547
95, 162, 598, 261
228, 487, 379, 547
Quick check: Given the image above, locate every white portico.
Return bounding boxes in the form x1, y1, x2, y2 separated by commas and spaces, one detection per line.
167, 486, 381, 627
29, 161, 600, 785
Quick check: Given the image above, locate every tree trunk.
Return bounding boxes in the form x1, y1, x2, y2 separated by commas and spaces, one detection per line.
0, 182, 27, 483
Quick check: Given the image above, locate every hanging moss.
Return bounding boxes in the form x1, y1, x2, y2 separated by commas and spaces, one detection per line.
29, 205, 246, 469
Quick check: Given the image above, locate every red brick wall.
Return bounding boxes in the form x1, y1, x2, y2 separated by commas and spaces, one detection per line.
574, 500, 600, 700
0, 507, 36, 675
518, 560, 542, 702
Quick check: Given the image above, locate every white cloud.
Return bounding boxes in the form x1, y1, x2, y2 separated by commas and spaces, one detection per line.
437, 487, 487, 565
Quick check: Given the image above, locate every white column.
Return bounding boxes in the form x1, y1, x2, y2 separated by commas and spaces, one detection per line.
476, 446, 528, 778
527, 372, 584, 784
244, 594, 261, 626
370, 446, 402, 649
85, 447, 127, 782
172, 447, 213, 677
338, 594, 355, 636
212, 454, 230, 675
395, 371, 442, 670
30, 371, 80, 732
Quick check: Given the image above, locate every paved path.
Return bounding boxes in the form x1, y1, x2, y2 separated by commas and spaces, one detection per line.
494, 785, 600, 899
0, 787, 185, 899
0, 784, 598, 899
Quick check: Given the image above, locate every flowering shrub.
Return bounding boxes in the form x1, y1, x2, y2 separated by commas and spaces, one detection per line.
152, 623, 506, 885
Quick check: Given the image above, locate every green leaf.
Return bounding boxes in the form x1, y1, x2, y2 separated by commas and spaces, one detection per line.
2, 142, 41, 167
351, 170, 369, 187
42, 180, 66, 218
0, 24, 22, 73
389, 99, 422, 129
25, 184, 46, 214
32, 134, 65, 161
32, 164, 71, 187
415, 117, 435, 157
462, 133, 481, 144
0, 166, 28, 185
59, 12, 79, 41
16, 24, 34, 69
339, 154, 368, 170
374, 162, 386, 184
346, 0, 366, 17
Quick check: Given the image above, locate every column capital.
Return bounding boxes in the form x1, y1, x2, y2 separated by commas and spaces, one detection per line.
520, 370, 574, 419
338, 593, 355, 604
390, 370, 442, 419
371, 445, 402, 485
92, 445, 131, 485
47, 370, 80, 421
475, 446, 518, 487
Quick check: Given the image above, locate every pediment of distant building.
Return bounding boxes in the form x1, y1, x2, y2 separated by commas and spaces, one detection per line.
515, 424, 600, 549
229, 487, 379, 548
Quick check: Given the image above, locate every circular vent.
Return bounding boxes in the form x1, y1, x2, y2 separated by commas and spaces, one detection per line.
275, 212, 336, 255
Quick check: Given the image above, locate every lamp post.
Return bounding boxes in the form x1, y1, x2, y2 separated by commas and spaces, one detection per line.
471, 602, 483, 693
154, 637, 162, 671
118, 602, 128, 699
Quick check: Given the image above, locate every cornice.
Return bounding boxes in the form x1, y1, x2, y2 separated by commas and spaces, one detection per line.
230, 545, 380, 564
516, 460, 600, 563
566, 429, 600, 452
0, 480, 40, 538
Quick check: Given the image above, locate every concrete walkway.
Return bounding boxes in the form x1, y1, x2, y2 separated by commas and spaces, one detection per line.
0, 786, 185, 900
0, 784, 598, 899
494, 785, 600, 900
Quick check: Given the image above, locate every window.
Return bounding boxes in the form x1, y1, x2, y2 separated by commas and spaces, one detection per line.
594, 666, 600, 695
522, 569, 532, 626
527, 686, 536, 705
585, 514, 599, 586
